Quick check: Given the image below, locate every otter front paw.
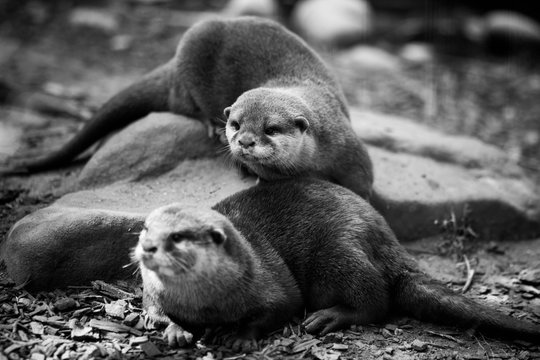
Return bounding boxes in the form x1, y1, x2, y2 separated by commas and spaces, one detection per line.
206, 328, 259, 352
303, 308, 347, 336
164, 323, 194, 347
143, 308, 169, 331
217, 333, 258, 353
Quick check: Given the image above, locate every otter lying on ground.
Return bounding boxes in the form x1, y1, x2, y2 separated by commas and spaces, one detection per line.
8, 17, 373, 199
134, 178, 540, 350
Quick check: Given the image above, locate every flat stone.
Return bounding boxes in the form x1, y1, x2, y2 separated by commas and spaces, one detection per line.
2, 109, 539, 289
519, 269, 540, 286
336, 46, 400, 72
485, 11, 540, 43
350, 109, 523, 176
370, 147, 539, 241
222, 0, 281, 20
291, 0, 372, 47
68, 7, 119, 34
399, 43, 434, 64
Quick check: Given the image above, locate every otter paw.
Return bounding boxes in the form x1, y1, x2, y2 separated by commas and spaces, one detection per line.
209, 332, 258, 353
143, 311, 168, 331
164, 323, 194, 348
144, 314, 168, 330
303, 308, 345, 336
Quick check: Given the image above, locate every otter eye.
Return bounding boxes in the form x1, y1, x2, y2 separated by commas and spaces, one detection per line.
229, 120, 240, 131
294, 116, 309, 133
264, 126, 279, 136
170, 233, 184, 243
210, 229, 226, 244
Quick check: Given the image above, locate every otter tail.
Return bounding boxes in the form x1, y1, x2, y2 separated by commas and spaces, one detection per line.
9, 60, 175, 173
394, 271, 540, 343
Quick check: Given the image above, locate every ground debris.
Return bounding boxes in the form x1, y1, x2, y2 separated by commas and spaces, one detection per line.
53, 297, 77, 312
519, 269, 540, 286
91, 280, 138, 300
411, 339, 428, 351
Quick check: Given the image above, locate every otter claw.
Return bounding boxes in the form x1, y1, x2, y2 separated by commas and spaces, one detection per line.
164, 323, 194, 347
303, 309, 341, 335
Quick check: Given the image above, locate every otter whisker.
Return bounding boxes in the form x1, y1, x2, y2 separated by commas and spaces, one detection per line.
123, 259, 139, 269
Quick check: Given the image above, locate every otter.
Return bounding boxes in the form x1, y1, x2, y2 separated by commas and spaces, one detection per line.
7, 17, 373, 199
134, 178, 540, 350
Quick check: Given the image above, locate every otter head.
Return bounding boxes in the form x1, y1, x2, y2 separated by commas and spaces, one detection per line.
224, 88, 315, 179
133, 205, 243, 284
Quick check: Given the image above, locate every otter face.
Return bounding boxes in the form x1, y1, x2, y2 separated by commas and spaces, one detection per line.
224, 91, 313, 179
133, 206, 231, 282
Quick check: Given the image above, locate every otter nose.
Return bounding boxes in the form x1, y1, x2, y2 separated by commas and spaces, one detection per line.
238, 134, 255, 149
141, 239, 157, 253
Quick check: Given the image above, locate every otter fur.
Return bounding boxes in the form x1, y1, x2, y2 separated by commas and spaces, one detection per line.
9, 17, 373, 199
134, 178, 540, 348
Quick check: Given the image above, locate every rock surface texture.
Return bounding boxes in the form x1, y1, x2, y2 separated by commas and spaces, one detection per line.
2, 109, 539, 289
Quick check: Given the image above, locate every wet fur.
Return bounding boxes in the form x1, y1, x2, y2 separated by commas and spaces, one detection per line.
139, 178, 540, 345
9, 17, 373, 199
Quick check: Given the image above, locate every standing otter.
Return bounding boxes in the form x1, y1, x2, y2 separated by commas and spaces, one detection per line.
134, 178, 540, 350
8, 17, 373, 199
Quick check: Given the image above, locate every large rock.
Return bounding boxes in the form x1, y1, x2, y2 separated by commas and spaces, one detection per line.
221, 0, 282, 20
335, 46, 400, 73
78, 113, 219, 188
291, 0, 372, 47
2, 110, 539, 289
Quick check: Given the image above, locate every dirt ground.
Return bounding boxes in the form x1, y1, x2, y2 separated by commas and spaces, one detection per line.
1, 1, 540, 359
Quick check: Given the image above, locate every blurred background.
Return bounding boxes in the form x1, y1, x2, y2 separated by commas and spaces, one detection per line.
0, 0, 539, 182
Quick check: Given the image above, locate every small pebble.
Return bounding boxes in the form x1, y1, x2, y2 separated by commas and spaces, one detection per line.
54, 298, 77, 312
411, 339, 428, 352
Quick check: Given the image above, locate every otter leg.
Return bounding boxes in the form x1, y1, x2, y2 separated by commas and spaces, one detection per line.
303, 304, 380, 335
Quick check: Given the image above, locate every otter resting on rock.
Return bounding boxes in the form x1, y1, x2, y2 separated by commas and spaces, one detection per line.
134, 178, 540, 351
8, 16, 373, 199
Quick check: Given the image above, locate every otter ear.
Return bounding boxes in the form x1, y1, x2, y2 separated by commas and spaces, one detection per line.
210, 228, 226, 245
294, 116, 309, 133
223, 107, 231, 119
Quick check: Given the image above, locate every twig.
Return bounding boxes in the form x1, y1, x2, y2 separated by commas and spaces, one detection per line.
462, 255, 475, 294
425, 330, 465, 345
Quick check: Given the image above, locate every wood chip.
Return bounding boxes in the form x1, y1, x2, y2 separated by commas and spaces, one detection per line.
139, 341, 162, 357
89, 319, 132, 333
129, 335, 149, 345
123, 313, 139, 327
72, 307, 92, 317
30, 321, 44, 335
105, 302, 126, 319
332, 343, 349, 351
92, 280, 136, 300
30, 353, 46, 360
71, 324, 96, 341
292, 339, 321, 353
